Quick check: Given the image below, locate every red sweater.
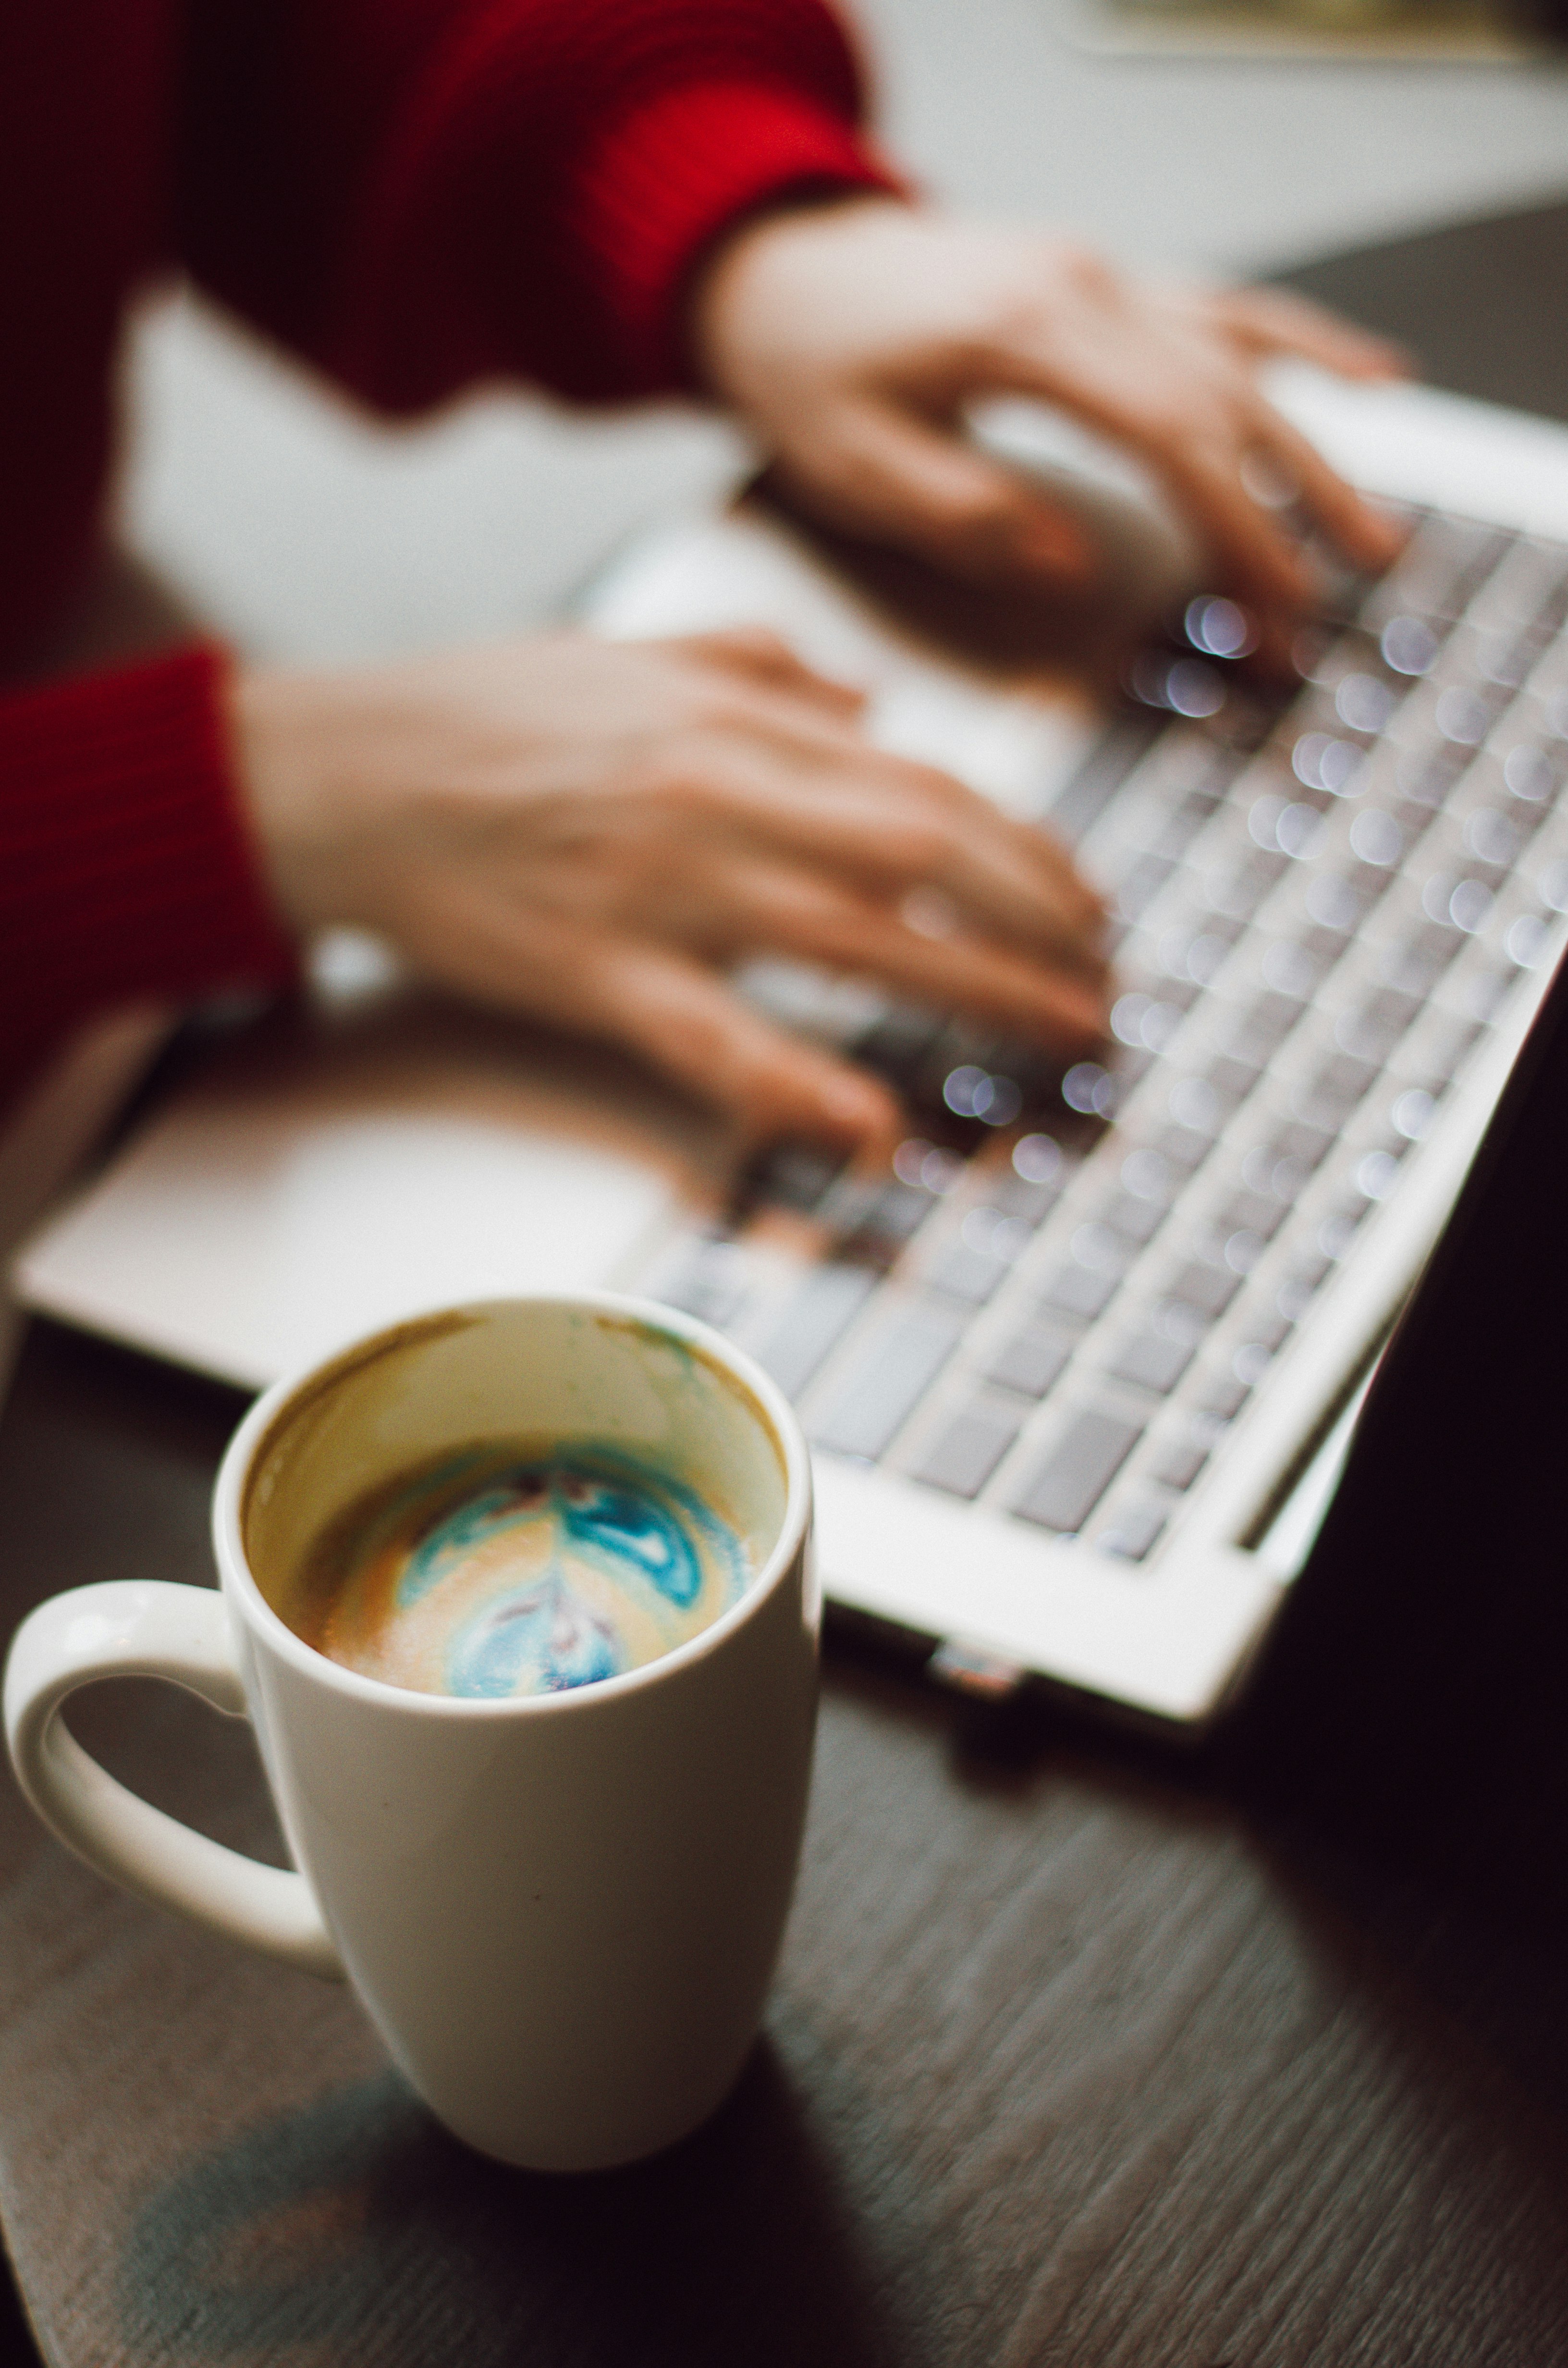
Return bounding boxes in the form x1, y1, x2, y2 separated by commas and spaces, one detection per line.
0, 0, 897, 1108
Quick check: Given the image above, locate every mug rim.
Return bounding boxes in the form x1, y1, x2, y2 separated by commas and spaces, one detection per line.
211, 1291, 814, 1719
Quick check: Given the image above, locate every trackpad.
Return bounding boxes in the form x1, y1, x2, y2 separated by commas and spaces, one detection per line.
13, 989, 717, 1392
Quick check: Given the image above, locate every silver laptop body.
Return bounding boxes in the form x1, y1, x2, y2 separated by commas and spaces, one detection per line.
18, 368, 1568, 1726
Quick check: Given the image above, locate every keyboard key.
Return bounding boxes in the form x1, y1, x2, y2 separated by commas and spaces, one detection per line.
1061, 1060, 1120, 1120
655, 1237, 751, 1329
987, 1322, 1072, 1398
1011, 1130, 1068, 1186
810, 1306, 964, 1461
1120, 1145, 1176, 1203
1043, 1262, 1120, 1322
1153, 791, 1221, 859
1207, 850, 1286, 921
748, 1143, 845, 1213
868, 1181, 937, 1241
1168, 1074, 1226, 1133
1109, 1320, 1199, 1395
1348, 806, 1405, 868
1381, 923, 1461, 996
1275, 1258, 1331, 1321
995, 1170, 1063, 1225
1334, 988, 1421, 1063
1219, 1188, 1289, 1241
1259, 935, 1330, 999
1100, 1189, 1168, 1246
1434, 685, 1492, 747
1171, 1259, 1242, 1320
1111, 991, 1188, 1052
1304, 870, 1365, 932
1244, 1309, 1293, 1356
1297, 1053, 1378, 1127
1397, 742, 1468, 811
913, 1404, 1021, 1499
1393, 796, 1441, 848
1224, 1227, 1266, 1274
1049, 714, 1166, 845
893, 1138, 964, 1196
1096, 1499, 1169, 1562
1151, 1430, 1213, 1491
757, 1264, 877, 1398
1376, 611, 1440, 672
855, 1007, 945, 1089
1116, 853, 1175, 920
1334, 672, 1396, 733
1157, 1122, 1215, 1174
1504, 743, 1556, 802
1012, 1408, 1144, 1533
927, 1240, 1011, 1305
1204, 1054, 1261, 1109
1271, 1121, 1335, 1172
1318, 1199, 1372, 1261
1200, 1374, 1252, 1421
1225, 991, 1305, 1069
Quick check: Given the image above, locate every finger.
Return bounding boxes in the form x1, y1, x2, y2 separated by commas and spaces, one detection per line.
1204, 285, 1413, 382
689, 853, 1111, 1052
380, 888, 903, 1149
572, 934, 903, 1150
972, 331, 1323, 616
782, 398, 1096, 582
507, 667, 1107, 966
632, 734, 1111, 977
668, 627, 868, 718
1139, 422, 1323, 615
1248, 408, 1407, 572
978, 312, 1394, 612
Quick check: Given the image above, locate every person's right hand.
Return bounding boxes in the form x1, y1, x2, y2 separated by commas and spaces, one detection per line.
229, 627, 1109, 1151
693, 203, 1409, 667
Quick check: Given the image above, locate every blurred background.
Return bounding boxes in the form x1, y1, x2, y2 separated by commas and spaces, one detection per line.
115, 0, 1568, 669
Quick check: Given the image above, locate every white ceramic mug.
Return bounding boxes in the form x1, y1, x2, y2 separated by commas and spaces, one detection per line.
3, 1295, 816, 2171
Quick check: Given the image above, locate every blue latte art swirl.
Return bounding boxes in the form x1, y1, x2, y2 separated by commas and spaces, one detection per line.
313, 1451, 750, 1699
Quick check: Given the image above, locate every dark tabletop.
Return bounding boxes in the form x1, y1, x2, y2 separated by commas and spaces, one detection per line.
5, 197, 1568, 2368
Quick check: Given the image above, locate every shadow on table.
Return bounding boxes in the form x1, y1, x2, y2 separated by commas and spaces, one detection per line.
120, 2042, 921, 2368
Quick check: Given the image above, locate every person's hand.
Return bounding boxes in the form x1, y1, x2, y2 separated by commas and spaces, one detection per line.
692, 200, 1409, 661
229, 628, 1108, 1149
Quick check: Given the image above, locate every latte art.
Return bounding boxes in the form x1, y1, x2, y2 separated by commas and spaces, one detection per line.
296, 1448, 751, 1699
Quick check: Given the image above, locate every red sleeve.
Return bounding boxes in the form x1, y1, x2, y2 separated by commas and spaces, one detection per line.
0, 649, 297, 1110
174, 0, 905, 407
4, 2, 902, 1111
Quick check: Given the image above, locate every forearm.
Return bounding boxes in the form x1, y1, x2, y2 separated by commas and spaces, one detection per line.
175, 0, 904, 413
0, 648, 297, 1110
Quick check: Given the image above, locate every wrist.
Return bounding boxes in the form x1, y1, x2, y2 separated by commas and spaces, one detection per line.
688, 191, 910, 404
225, 666, 361, 938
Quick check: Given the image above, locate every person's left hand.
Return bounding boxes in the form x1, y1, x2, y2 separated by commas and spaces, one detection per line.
692, 199, 1409, 663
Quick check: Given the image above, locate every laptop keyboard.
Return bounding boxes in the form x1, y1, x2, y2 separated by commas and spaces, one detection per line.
646, 506, 1568, 1563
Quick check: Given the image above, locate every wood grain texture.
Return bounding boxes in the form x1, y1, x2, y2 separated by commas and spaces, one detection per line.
2, 1319, 1568, 2368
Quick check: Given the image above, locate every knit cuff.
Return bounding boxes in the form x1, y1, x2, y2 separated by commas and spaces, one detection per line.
566, 79, 906, 390
0, 645, 298, 1097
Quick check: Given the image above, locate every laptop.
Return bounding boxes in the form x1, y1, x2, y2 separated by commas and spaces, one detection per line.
17, 364, 1568, 1729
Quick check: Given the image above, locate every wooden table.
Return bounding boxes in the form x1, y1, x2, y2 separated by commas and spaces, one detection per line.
5, 203, 1568, 2367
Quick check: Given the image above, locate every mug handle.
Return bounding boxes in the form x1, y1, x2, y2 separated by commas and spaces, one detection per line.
3, 1581, 343, 1980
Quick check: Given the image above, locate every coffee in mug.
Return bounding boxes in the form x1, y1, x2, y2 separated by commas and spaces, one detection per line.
282, 1443, 757, 1698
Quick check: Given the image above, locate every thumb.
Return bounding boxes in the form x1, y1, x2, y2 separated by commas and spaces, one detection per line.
790, 398, 1096, 584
